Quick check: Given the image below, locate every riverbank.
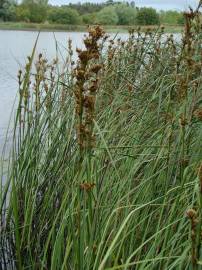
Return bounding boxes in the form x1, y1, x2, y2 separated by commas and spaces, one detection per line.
0, 22, 183, 33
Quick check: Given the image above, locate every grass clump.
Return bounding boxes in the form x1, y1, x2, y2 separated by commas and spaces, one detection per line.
1, 4, 202, 270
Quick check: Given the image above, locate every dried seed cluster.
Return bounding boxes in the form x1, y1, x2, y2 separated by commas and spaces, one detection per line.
74, 26, 105, 153
187, 208, 199, 265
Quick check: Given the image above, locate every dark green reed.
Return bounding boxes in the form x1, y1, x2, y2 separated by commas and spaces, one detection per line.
1, 3, 202, 269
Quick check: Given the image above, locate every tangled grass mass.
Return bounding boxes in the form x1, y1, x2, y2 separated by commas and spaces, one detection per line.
1, 2, 202, 269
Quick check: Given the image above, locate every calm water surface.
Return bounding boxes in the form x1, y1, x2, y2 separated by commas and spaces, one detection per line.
0, 30, 180, 146
0, 30, 88, 140
0, 30, 130, 143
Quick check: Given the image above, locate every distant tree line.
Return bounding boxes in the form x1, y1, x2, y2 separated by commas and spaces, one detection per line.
0, 0, 185, 26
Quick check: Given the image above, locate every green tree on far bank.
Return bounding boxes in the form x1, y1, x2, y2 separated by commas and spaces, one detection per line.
0, 0, 187, 27
28, 3, 47, 23
48, 6, 81, 25
82, 12, 97, 24
96, 6, 118, 25
106, 0, 114, 5
15, 0, 48, 23
115, 4, 136, 25
136, 7, 160, 25
95, 4, 137, 26
159, 10, 184, 25
15, 4, 30, 22
0, 0, 16, 21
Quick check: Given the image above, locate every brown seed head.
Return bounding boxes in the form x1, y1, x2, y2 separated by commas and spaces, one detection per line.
80, 182, 95, 191
187, 209, 197, 219
198, 163, 202, 193
194, 108, 202, 121
179, 116, 188, 127
90, 64, 103, 74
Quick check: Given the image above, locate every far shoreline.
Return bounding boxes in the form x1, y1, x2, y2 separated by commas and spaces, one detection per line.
0, 22, 183, 33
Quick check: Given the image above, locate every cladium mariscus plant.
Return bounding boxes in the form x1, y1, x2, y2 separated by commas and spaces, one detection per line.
0, 3, 202, 269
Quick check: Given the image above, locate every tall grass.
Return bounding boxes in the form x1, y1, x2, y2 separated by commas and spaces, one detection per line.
0, 4, 202, 269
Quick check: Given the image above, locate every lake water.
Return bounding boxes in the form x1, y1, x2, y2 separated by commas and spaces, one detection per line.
0, 30, 131, 144
0, 30, 88, 142
0, 30, 181, 148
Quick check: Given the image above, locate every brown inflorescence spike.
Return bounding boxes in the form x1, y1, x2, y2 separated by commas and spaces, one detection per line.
74, 26, 105, 155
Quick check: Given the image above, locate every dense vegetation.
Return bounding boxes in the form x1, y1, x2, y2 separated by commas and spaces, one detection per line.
0, 0, 185, 26
1, 2, 202, 269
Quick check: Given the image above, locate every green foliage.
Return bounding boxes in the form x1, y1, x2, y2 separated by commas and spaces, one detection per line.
27, 3, 47, 23
69, 2, 103, 15
1, 9, 202, 268
14, 0, 47, 23
96, 6, 118, 25
0, 0, 187, 26
160, 10, 184, 25
15, 4, 30, 22
22, 0, 48, 6
48, 6, 81, 25
136, 7, 160, 25
114, 4, 136, 25
106, 0, 114, 5
177, 13, 185, 25
82, 12, 96, 24
0, 0, 16, 21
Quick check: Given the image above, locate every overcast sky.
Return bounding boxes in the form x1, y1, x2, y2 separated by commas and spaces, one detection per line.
49, 0, 199, 11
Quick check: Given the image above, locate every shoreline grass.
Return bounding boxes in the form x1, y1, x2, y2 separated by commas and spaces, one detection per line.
0, 21, 184, 33
0, 6, 202, 270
